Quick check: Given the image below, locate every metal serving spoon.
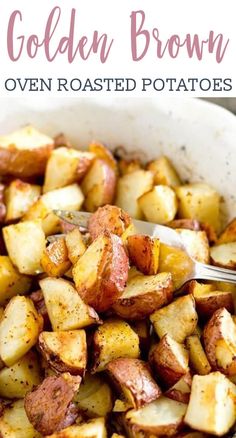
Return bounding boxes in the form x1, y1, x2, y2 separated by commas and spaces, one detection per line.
53, 210, 236, 287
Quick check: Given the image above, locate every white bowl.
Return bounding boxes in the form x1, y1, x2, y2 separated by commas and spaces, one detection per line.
1, 97, 236, 223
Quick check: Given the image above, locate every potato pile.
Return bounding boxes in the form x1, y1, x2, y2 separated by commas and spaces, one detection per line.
0, 126, 235, 437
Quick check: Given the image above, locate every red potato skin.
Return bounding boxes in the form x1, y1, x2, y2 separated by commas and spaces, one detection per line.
167, 219, 201, 231
107, 358, 161, 409
127, 235, 159, 275
165, 372, 192, 404
24, 374, 81, 436
88, 205, 131, 241
0, 184, 6, 223
195, 293, 234, 319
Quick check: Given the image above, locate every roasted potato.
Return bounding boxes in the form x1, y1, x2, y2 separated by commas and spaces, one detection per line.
184, 372, 236, 436
0, 351, 41, 398
131, 320, 151, 356
0, 125, 54, 177
3, 220, 46, 275
159, 244, 194, 289
150, 295, 198, 343
74, 373, 113, 418
65, 228, 86, 264
175, 183, 220, 233
0, 256, 32, 305
147, 156, 181, 187
138, 185, 178, 224
115, 169, 153, 219
149, 334, 189, 387
24, 183, 84, 235
5, 179, 41, 221
168, 219, 201, 231
45, 417, 107, 438
41, 238, 71, 277
113, 272, 173, 320
113, 399, 132, 413
217, 217, 236, 244
203, 307, 236, 375
125, 396, 187, 436
0, 399, 41, 438
24, 373, 81, 436
186, 335, 211, 375
127, 234, 160, 275
107, 358, 161, 408
39, 330, 87, 376
0, 296, 43, 366
189, 280, 234, 318
177, 229, 210, 264
88, 205, 131, 241
40, 277, 100, 331
0, 183, 6, 223
165, 372, 192, 404
92, 319, 140, 372
210, 242, 236, 269
73, 233, 129, 313
118, 158, 141, 176
30, 289, 49, 327
81, 159, 117, 212
43, 147, 94, 192
89, 142, 118, 173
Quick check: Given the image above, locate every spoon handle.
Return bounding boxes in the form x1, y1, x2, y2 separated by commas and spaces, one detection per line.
194, 262, 236, 284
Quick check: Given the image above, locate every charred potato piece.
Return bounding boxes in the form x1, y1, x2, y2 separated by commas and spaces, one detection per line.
184, 372, 236, 436
88, 205, 131, 241
150, 295, 198, 343
65, 228, 86, 264
165, 372, 192, 404
186, 335, 211, 375
125, 396, 187, 436
0, 351, 41, 399
175, 183, 220, 233
24, 373, 81, 436
3, 220, 46, 275
138, 185, 178, 224
89, 142, 117, 173
149, 334, 189, 387
113, 272, 173, 320
73, 233, 129, 313
45, 418, 107, 438
41, 238, 71, 277
43, 147, 94, 192
40, 277, 100, 331
0, 125, 54, 177
5, 179, 41, 221
0, 296, 43, 366
39, 330, 87, 376
74, 373, 113, 418
127, 234, 160, 275
0, 256, 31, 305
92, 319, 140, 372
147, 156, 181, 187
189, 280, 234, 318
217, 218, 236, 244
177, 229, 210, 264
81, 159, 117, 212
115, 169, 153, 219
0, 399, 41, 438
203, 307, 236, 375
210, 242, 236, 269
107, 358, 161, 408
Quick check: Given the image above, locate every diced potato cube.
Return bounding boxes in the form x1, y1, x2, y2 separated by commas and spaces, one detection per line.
74, 374, 113, 418
41, 238, 71, 277
0, 256, 31, 305
186, 335, 211, 375
138, 185, 178, 224
65, 228, 86, 264
0, 399, 41, 438
45, 418, 107, 438
177, 229, 209, 264
5, 179, 41, 221
210, 242, 236, 269
147, 156, 181, 187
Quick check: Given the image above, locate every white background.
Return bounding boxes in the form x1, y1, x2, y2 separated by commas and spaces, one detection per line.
0, 0, 235, 97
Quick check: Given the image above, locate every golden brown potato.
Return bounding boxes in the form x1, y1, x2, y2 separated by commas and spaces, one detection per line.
43, 147, 94, 192
5, 179, 41, 221
74, 373, 113, 418
88, 205, 131, 241
112, 399, 132, 413
177, 229, 210, 264
0, 125, 54, 177
210, 242, 236, 269
0, 296, 43, 366
81, 159, 117, 212
92, 319, 140, 372
24, 373, 81, 436
118, 158, 141, 176
45, 418, 107, 438
138, 185, 178, 224
0, 351, 41, 399
203, 307, 236, 375
217, 218, 236, 244
107, 358, 161, 408
165, 372, 192, 404
131, 320, 151, 355
150, 295, 198, 343
188, 280, 234, 318
147, 156, 181, 187
113, 272, 173, 320
184, 372, 236, 436
89, 142, 118, 173
3, 220, 46, 275
65, 228, 86, 264
167, 219, 201, 231
40, 277, 101, 331
39, 330, 87, 376
186, 335, 211, 375
115, 169, 153, 219
41, 238, 71, 277
175, 183, 220, 233
0, 256, 32, 305
125, 396, 187, 436
149, 334, 189, 387
127, 234, 160, 275
159, 244, 194, 289
73, 233, 129, 313
0, 399, 41, 438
